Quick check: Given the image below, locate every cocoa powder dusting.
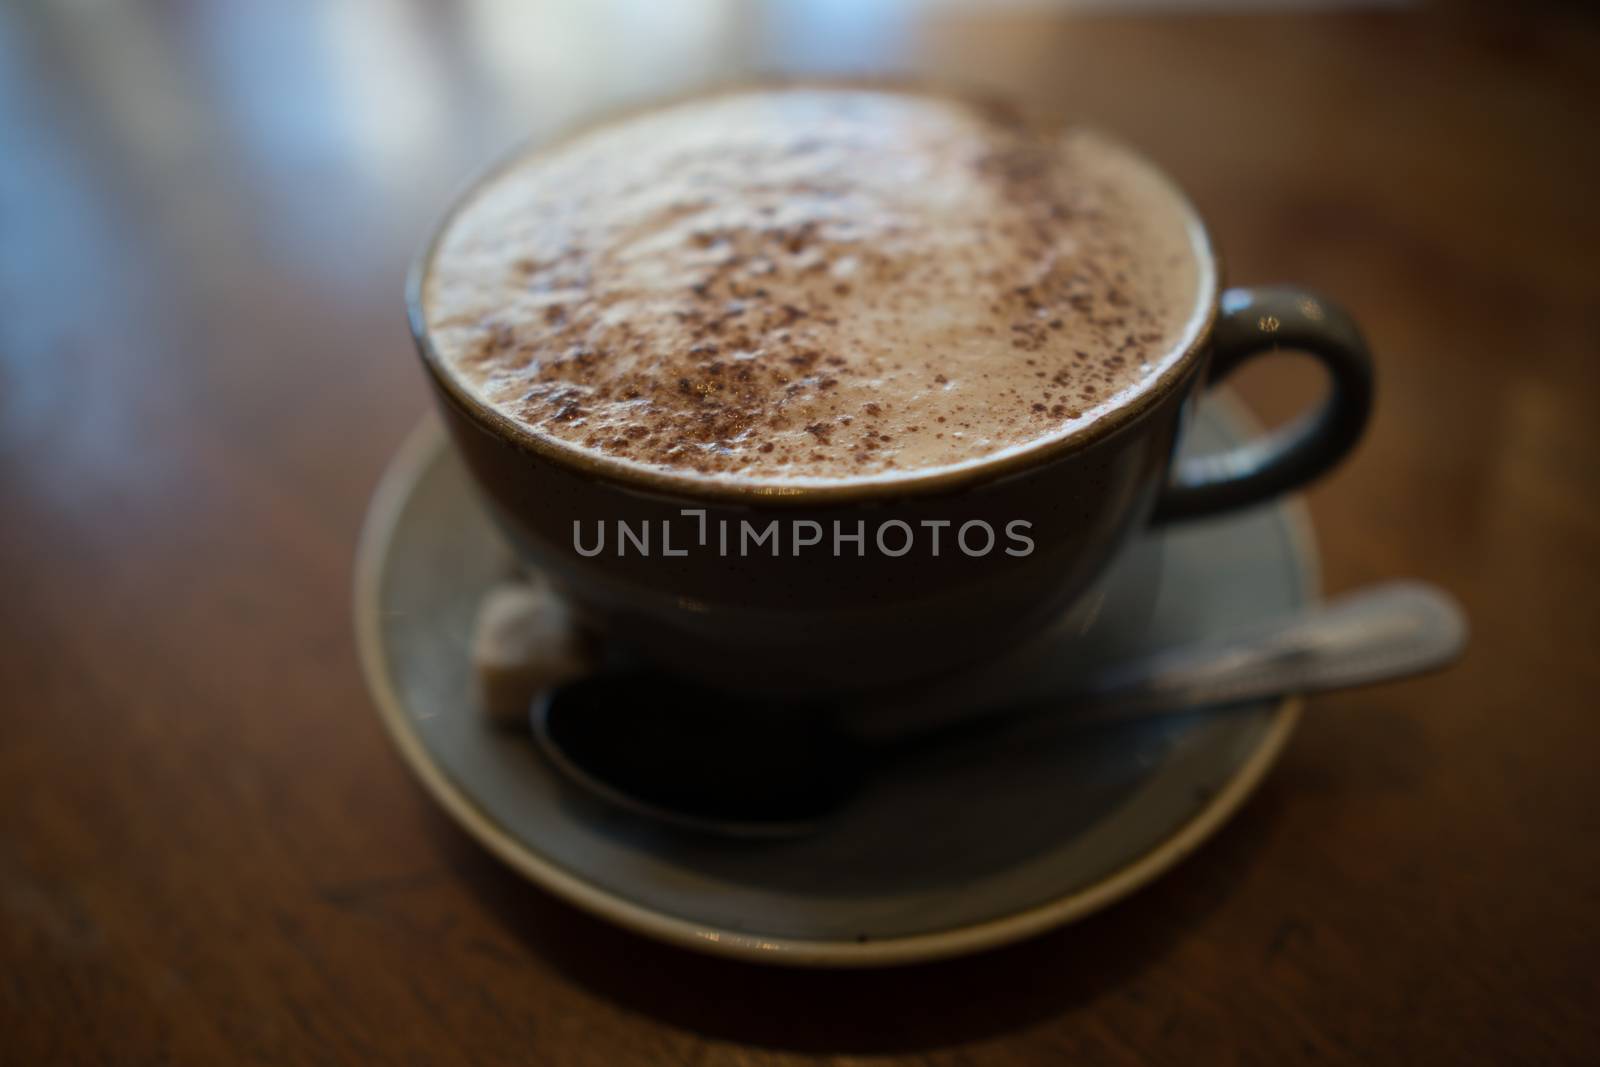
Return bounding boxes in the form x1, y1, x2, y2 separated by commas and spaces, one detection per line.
423, 87, 1202, 481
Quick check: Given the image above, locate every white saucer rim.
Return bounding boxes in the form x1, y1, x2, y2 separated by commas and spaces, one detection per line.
354, 392, 1317, 968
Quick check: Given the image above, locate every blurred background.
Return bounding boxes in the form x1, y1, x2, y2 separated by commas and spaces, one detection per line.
3, 2, 1598, 1064
4, 0, 1595, 577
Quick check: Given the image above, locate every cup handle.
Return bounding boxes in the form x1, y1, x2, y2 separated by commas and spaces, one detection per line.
1152, 286, 1374, 524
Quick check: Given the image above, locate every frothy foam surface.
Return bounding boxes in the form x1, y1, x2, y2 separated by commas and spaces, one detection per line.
423, 88, 1206, 483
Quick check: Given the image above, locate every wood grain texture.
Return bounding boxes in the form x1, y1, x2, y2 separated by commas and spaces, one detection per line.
2, 4, 1597, 1064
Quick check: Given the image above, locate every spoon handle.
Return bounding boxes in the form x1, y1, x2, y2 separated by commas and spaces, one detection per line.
1069, 581, 1468, 722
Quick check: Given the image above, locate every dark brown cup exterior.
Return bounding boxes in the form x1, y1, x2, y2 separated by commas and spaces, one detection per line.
420, 353, 1203, 695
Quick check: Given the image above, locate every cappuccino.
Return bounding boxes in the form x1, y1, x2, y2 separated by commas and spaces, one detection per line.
422, 87, 1206, 483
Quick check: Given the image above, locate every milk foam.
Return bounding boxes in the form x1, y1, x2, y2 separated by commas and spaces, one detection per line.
422, 88, 1207, 482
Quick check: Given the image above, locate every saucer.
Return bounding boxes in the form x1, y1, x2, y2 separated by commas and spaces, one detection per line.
354, 393, 1317, 968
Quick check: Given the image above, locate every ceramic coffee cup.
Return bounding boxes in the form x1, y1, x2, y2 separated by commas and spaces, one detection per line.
407, 124, 1373, 697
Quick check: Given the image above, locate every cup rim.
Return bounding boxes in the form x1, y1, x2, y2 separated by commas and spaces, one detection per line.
406, 82, 1221, 505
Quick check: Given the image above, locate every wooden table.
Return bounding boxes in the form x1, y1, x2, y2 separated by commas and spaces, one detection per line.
3, 5, 1596, 1063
